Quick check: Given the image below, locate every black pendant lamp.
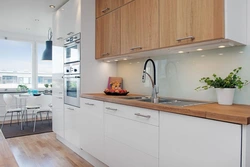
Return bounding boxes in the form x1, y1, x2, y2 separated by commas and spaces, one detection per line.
42, 28, 53, 60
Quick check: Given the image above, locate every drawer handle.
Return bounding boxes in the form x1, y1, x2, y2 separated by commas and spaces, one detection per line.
134, 113, 151, 118
130, 46, 142, 51
105, 107, 118, 111
176, 36, 195, 42
68, 108, 74, 111
101, 8, 110, 13
101, 53, 109, 57
67, 32, 74, 36
85, 103, 94, 106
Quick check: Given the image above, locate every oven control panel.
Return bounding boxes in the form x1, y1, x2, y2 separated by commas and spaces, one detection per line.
64, 33, 81, 45
64, 63, 80, 75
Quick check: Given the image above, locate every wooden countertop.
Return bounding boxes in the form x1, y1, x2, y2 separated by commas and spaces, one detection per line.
81, 93, 250, 125
0, 130, 18, 167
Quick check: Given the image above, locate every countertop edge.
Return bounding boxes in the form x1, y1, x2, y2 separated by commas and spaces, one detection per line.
81, 93, 250, 125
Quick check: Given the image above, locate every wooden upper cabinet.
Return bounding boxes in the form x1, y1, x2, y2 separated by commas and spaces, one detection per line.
160, 0, 224, 48
96, 9, 121, 59
121, 0, 159, 54
96, 0, 133, 18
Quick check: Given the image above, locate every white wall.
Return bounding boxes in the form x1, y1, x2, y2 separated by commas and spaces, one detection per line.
117, 1, 250, 105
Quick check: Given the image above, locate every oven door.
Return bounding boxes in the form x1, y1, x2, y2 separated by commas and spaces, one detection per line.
64, 41, 81, 64
64, 74, 80, 107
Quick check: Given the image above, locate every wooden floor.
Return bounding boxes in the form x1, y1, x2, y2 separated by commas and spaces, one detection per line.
7, 132, 93, 167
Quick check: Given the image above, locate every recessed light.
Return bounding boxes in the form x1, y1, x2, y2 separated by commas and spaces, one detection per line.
49, 5, 55, 9
197, 48, 203, 51
218, 45, 225, 48
178, 51, 184, 53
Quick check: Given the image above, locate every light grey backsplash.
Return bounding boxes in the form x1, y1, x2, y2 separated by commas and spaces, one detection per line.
117, 46, 250, 105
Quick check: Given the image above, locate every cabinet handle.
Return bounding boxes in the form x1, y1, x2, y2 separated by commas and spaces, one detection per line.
105, 107, 118, 111
57, 97, 63, 99
67, 108, 74, 111
101, 8, 110, 13
134, 113, 151, 118
176, 36, 195, 42
67, 32, 74, 36
130, 46, 142, 51
101, 53, 109, 57
57, 37, 63, 40
85, 103, 94, 106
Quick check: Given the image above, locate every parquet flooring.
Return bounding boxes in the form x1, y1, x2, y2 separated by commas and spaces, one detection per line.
7, 132, 93, 167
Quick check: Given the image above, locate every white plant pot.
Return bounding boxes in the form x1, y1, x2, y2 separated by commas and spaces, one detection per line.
215, 88, 235, 105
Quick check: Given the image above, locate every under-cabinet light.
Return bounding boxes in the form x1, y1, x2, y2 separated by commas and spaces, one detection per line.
218, 45, 225, 48
178, 51, 184, 53
197, 48, 203, 51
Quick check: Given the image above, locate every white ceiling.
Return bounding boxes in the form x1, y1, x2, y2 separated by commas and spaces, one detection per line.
0, 0, 68, 38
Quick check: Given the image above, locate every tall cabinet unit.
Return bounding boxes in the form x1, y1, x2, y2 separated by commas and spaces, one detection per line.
121, 0, 159, 54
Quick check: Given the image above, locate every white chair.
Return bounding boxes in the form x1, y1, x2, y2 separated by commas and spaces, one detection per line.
26, 96, 41, 122
1, 94, 23, 130
32, 95, 52, 132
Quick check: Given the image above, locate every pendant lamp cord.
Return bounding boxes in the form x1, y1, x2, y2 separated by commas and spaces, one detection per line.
48, 28, 53, 41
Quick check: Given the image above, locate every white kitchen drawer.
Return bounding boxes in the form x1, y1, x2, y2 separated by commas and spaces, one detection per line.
105, 113, 159, 158
104, 136, 158, 167
104, 102, 159, 126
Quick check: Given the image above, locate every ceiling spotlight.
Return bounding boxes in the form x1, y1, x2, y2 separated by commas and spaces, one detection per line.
61, 8, 65, 11
178, 51, 184, 53
49, 5, 55, 9
197, 48, 203, 51
218, 45, 225, 48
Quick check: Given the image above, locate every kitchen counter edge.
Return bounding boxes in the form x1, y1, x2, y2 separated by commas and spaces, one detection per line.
81, 93, 250, 125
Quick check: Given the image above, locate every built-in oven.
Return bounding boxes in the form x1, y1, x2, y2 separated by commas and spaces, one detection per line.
64, 33, 81, 64
64, 63, 81, 108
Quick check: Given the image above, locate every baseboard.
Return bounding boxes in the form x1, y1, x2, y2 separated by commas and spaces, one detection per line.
56, 134, 108, 167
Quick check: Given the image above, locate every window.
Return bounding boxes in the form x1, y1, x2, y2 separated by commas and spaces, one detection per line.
0, 39, 32, 89
37, 43, 52, 88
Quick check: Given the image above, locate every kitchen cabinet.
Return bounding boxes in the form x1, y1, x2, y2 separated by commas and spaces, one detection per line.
80, 98, 105, 163
160, 0, 224, 47
104, 102, 159, 167
96, 9, 121, 59
53, 0, 81, 45
159, 112, 241, 167
121, 0, 159, 54
52, 95, 64, 138
64, 104, 80, 148
96, 0, 133, 18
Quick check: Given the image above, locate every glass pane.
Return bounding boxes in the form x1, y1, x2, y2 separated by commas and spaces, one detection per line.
37, 43, 52, 88
0, 39, 32, 89
66, 80, 77, 98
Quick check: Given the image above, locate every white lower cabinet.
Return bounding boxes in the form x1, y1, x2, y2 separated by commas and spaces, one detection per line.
80, 98, 105, 163
104, 103, 159, 167
159, 112, 242, 167
52, 96, 64, 138
64, 104, 80, 148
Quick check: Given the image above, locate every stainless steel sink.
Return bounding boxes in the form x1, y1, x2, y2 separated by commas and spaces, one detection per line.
122, 96, 209, 107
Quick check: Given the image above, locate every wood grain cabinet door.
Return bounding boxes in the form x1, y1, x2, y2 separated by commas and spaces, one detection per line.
96, 9, 121, 59
121, 0, 159, 54
96, 0, 133, 18
160, 0, 224, 48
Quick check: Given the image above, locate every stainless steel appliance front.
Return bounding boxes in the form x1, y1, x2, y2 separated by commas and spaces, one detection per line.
64, 63, 81, 108
64, 33, 81, 64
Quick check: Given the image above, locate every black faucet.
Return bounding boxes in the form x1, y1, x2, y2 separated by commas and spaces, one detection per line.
142, 59, 159, 103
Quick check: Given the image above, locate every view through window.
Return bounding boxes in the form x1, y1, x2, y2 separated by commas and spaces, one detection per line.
0, 39, 32, 89
37, 43, 52, 88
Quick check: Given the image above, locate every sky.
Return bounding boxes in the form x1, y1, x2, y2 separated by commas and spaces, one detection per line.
0, 39, 52, 73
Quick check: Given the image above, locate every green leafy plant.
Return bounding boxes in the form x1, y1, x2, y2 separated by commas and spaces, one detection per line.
17, 85, 29, 91
44, 84, 49, 88
50, 84, 52, 88
195, 67, 249, 91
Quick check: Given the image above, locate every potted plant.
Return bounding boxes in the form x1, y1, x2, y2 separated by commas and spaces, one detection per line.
195, 67, 248, 105
17, 85, 29, 92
